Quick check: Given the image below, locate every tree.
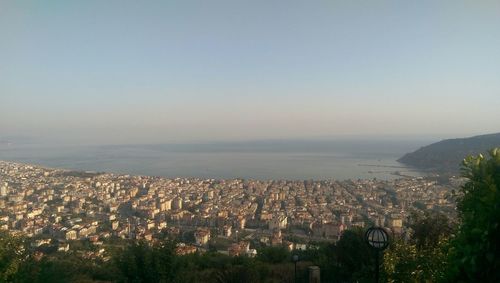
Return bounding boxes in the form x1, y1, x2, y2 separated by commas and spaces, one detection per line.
114, 240, 177, 283
407, 211, 454, 250
334, 228, 374, 282
446, 148, 500, 282
311, 228, 374, 282
257, 246, 289, 264
383, 212, 453, 282
0, 230, 27, 281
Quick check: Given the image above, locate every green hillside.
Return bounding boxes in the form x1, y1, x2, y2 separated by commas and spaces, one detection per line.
398, 133, 500, 172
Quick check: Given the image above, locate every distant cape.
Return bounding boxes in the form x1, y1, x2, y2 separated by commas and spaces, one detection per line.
398, 133, 500, 172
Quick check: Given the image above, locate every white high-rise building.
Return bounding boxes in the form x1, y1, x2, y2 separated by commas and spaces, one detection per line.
0, 182, 9, 196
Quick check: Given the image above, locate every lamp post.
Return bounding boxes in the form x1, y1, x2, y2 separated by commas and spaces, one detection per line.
292, 254, 299, 283
365, 227, 389, 283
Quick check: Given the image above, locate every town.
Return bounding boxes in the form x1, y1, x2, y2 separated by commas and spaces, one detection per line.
0, 160, 458, 259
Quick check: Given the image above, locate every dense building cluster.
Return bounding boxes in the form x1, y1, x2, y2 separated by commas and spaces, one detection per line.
0, 160, 457, 257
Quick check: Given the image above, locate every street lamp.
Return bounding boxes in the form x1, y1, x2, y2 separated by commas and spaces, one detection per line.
365, 227, 389, 283
292, 254, 299, 283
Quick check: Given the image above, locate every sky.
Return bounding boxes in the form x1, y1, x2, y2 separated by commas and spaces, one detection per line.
1, 0, 500, 145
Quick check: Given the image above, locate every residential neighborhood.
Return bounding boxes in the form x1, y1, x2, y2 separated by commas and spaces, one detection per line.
0, 160, 458, 259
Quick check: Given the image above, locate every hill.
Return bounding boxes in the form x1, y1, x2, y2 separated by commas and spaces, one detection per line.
398, 133, 500, 172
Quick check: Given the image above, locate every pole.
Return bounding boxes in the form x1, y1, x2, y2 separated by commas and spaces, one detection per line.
375, 250, 379, 283
294, 261, 297, 283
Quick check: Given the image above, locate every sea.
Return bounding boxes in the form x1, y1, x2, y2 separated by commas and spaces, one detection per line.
0, 139, 432, 180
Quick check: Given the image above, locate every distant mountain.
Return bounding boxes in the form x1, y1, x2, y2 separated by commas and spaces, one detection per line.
398, 133, 500, 172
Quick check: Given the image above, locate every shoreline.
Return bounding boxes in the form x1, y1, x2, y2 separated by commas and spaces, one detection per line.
0, 159, 426, 182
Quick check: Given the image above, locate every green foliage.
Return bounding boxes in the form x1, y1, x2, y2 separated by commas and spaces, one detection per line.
114, 240, 176, 283
334, 228, 375, 282
11, 251, 117, 283
383, 212, 453, 283
0, 231, 27, 282
407, 211, 454, 250
305, 228, 375, 282
257, 246, 290, 264
446, 148, 500, 282
383, 238, 418, 283
398, 133, 500, 172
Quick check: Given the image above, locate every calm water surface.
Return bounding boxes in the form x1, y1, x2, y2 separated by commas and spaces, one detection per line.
0, 140, 429, 180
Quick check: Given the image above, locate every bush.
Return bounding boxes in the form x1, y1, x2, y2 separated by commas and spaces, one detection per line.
446, 148, 500, 282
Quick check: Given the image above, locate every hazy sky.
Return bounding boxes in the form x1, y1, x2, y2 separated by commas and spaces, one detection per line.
1, 0, 500, 144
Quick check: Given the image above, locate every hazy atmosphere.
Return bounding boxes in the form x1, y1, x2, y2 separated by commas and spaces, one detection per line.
1, 3, 500, 282
2, 0, 500, 144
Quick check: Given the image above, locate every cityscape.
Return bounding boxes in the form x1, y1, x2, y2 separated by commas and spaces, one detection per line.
0, 160, 458, 259
2, 0, 499, 281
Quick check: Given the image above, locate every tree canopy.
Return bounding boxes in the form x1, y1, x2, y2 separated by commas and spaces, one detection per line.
446, 148, 500, 282
0, 231, 26, 282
